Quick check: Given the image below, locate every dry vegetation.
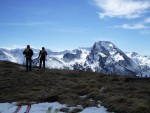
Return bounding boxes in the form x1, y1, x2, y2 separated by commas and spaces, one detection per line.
0, 61, 150, 113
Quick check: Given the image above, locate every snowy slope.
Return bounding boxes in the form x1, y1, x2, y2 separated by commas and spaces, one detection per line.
0, 102, 113, 113
0, 48, 35, 64
126, 52, 150, 67
44, 47, 91, 70
0, 49, 17, 62
126, 52, 150, 77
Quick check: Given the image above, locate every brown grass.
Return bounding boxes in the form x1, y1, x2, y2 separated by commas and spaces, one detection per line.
0, 61, 150, 113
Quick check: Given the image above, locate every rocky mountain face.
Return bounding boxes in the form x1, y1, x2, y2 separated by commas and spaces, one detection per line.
84, 41, 140, 75
0, 41, 150, 77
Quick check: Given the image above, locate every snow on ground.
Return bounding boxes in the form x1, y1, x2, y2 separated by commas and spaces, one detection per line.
0, 102, 114, 113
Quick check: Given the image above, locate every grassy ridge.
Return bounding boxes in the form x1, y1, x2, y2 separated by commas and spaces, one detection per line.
0, 61, 150, 113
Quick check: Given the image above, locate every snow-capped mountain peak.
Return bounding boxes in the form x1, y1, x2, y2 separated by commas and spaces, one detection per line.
0, 41, 150, 77
84, 41, 140, 75
94, 41, 117, 52
87, 41, 126, 63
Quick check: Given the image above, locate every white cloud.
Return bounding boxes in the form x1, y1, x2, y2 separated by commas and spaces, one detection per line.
94, 0, 150, 19
114, 23, 148, 29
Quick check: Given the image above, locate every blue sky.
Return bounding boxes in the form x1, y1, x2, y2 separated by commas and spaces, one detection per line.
0, 0, 150, 55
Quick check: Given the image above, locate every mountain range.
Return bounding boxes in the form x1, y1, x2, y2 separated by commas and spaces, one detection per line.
0, 41, 150, 77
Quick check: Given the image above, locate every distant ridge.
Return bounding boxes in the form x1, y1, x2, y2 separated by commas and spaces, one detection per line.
0, 41, 150, 77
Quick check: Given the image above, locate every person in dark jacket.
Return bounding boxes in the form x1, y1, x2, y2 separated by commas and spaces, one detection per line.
38, 47, 48, 69
23, 45, 33, 71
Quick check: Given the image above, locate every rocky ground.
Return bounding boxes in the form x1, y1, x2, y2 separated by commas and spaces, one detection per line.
0, 61, 150, 113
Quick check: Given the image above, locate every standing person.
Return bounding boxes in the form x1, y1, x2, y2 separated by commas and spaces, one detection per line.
38, 47, 48, 69
23, 45, 34, 72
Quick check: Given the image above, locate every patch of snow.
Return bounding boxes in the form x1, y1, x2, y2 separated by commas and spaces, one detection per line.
109, 51, 116, 55
113, 53, 124, 62
108, 44, 113, 48
100, 87, 105, 92
0, 102, 114, 113
99, 52, 106, 57
80, 105, 114, 113
79, 95, 87, 99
